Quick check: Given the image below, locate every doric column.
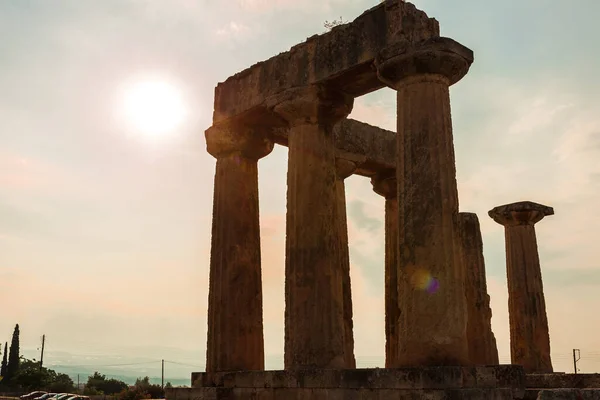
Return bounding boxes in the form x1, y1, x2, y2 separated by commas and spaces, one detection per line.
457, 212, 499, 365
335, 158, 358, 369
488, 201, 554, 373
371, 170, 399, 368
375, 37, 474, 367
205, 121, 273, 373
273, 85, 354, 370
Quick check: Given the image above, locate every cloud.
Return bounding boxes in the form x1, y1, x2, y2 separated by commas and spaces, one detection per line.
507, 97, 574, 137
215, 21, 252, 39
348, 89, 396, 132
347, 200, 382, 233
237, 0, 350, 13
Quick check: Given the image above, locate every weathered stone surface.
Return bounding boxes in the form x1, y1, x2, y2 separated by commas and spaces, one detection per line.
191, 365, 525, 389
212, 1, 440, 123
181, 366, 526, 399
334, 119, 395, 177
276, 86, 353, 370
371, 170, 400, 368
376, 38, 473, 367
335, 158, 361, 369
535, 389, 600, 400
489, 201, 554, 227
489, 201, 554, 374
167, 387, 518, 400
457, 212, 499, 365
375, 37, 474, 87
526, 373, 600, 389
273, 118, 396, 177
204, 123, 274, 372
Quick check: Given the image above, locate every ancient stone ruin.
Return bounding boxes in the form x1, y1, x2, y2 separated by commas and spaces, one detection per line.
165, 0, 600, 398
489, 201, 555, 374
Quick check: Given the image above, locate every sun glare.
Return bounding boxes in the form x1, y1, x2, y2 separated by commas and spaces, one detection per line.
121, 78, 187, 138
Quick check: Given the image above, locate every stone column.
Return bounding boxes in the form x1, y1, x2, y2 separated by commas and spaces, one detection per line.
371, 170, 400, 368
375, 37, 474, 367
457, 212, 499, 365
489, 201, 554, 373
335, 158, 358, 369
205, 121, 273, 373
273, 85, 354, 370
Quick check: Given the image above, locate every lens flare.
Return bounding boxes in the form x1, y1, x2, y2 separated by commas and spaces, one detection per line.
409, 268, 440, 294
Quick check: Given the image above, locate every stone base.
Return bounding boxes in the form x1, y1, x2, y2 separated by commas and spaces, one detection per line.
534, 389, 600, 399
165, 365, 526, 400
525, 373, 600, 399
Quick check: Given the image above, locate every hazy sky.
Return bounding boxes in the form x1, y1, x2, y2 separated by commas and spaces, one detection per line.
1, 0, 599, 379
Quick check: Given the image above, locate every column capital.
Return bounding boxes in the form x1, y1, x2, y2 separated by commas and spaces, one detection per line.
335, 158, 359, 180
488, 201, 554, 227
270, 85, 354, 127
371, 169, 397, 199
205, 121, 274, 160
374, 37, 473, 88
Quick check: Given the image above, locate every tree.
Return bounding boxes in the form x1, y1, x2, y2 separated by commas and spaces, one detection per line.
48, 373, 75, 393
13, 358, 54, 391
6, 324, 20, 380
12, 357, 74, 392
0, 342, 7, 377
85, 371, 128, 395
119, 376, 164, 400
324, 16, 346, 30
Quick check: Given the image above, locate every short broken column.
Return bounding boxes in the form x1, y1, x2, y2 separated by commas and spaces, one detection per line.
205, 121, 274, 372
273, 85, 354, 370
371, 170, 400, 368
335, 158, 358, 369
375, 37, 474, 366
457, 212, 499, 365
489, 201, 554, 373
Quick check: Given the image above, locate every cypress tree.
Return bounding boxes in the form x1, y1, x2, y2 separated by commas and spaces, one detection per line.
0, 342, 7, 377
6, 324, 20, 379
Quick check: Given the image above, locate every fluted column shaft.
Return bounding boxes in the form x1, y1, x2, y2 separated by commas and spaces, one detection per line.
274, 86, 354, 369
489, 201, 554, 373
376, 38, 474, 366
457, 212, 499, 365
371, 171, 399, 368
336, 159, 358, 369
505, 224, 552, 372
205, 123, 273, 373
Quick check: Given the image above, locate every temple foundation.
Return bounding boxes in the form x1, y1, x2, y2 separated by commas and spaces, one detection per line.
167, 365, 526, 400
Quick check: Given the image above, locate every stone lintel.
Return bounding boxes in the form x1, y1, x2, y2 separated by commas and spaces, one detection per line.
489, 201, 554, 227
335, 119, 396, 177
272, 119, 395, 177
190, 366, 525, 392
212, 1, 439, 123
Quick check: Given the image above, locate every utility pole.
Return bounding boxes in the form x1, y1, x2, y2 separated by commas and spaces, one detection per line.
39, 335, 45, 371
77, 374, 80, 393
573, 349, 581, 374
161, 359, 164, 389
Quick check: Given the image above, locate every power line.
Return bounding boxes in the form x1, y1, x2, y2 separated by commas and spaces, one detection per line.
163, 360, 203, 368
48, 360, 161, 368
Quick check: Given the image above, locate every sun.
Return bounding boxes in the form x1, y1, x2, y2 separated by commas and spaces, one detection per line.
121, 78, 187, 138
